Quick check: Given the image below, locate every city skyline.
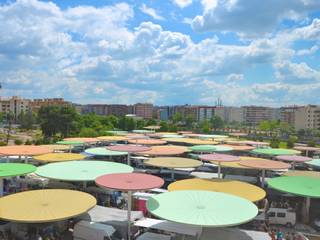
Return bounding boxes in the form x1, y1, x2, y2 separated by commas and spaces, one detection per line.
0, 0, 320, 106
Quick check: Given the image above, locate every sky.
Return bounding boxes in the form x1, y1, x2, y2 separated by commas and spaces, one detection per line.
0, 0, 320, 106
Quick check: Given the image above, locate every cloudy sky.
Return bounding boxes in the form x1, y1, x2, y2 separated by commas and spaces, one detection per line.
0, 0, 320, 106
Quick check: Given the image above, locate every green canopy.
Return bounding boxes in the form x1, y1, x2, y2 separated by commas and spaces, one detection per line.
56, 140, 84, 145
161, 134, 184, 138
306, 159, 320, 168
132, 130, 154, 134
251, 148, 300, 156
268, 176, 320, 198
147, 190, 258, 227
0, 163, 36, 178
36, 161, 133, 182
190, 145, 233, 153
85, 147, 128, 156
199, 134, 228, 139
106, 130, 128, 136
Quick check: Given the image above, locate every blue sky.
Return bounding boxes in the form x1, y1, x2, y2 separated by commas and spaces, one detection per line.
0, 0, 320, 106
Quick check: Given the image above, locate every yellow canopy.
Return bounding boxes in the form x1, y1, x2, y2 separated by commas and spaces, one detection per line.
0, 189, 96, 223
168, 178, 265, 202
97, 136, 128, 142
33, 153, 86, 162
212, 156, 266, 169
283, 170, 320, 178
145, 157, 202, 168
162, 138, 218, 145
40, 144, 70, 151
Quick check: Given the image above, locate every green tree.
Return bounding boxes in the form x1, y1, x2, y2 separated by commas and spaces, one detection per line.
18, 111, 35, 130
38, 105, 78, 138
200, 120, 211, 134
159, 121, 169, 132
211, 116, 224, 131
172, 112, 182, 124
79, 128, 99, 137
5, 112, 14, 144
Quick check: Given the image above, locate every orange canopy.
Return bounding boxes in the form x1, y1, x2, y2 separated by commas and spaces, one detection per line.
0, 145, 52, 156
239, 159, 291, 170
139, 145, 189, 156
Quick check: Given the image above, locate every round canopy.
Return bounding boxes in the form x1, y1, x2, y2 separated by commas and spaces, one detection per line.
0, 163, 36, 178
229, 133, 248, 137
128, 139, 167, 145
40, 144, 70, 151
145, 157, 202, 168
283, 170, 320, 178
215, 156, 266, 169
293, 146, 320, 152
33, 153, 85, 162
0, 189, 96, 223
85, 147, 128, 156
64, 137, 98, 143
276, 155, 312, 163
251, 148, 300, 156
168, 179, 265, 202
161, 134, 184, 138
199, 153, 239, 162
240, 159, 291, 170
56, 140, 84, 145
106, 130, 128, 135
36, 161, 133, 182
0, 145, 52, 156
96, 173, 164, 191
243, 141, 269, 146
97, 136, 128, 142
220, 144, 255, 151
147, 190, 258, 227
190, 145, 233, 153
162, 138, 218, 145
199, 134, 228, 139
132, 130, 154, 134
306, 159, 320, 168
140, 146, 189, 156
144, 126, 161, 130
268, 176, 320, 198
107, 145, 151, 153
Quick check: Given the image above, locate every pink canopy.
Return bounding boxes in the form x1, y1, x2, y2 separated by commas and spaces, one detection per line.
107, 145, 151, 153
200, 153, 239, 162
276, 155, 312, 163
240, 159, 291, 170
96, 173, 164, 191
128, 139, 167, 145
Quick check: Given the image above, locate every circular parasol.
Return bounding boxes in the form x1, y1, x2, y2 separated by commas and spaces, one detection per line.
199, 153, 239, 178
168, 179, 265, 202
220, 144, 255, 151
306, 159, 320, 169
283, 170, 320, 178
162, 138, 218, 145
276, 155, 312, 169
127, 139, 167, 145
63, 137, 98, 143
139, 145, 189, 156
97, 136, 129, 142
36, 160, 133, 182
147, 190, 258, 227
85, 147, 128, 157
0, 163, 37, 196
106, 130, 128, 136
189, 145, 233, 153
96, 173, 164, 240
0, 189, 96, 223
107, 145, 151, 165
40, 144, 70, 151
251, 148, 301, 156
33, 153, 85, 163
240, 159, 290, 187
212, 156, 266, 169
0, 145, 52, 157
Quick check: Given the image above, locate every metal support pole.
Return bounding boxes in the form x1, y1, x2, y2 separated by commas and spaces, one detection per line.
127, 153, 131, 166
261, 169, 265, 188
218, 162, 221, 178
0, 178, 3, 196
127, 191, 132, 240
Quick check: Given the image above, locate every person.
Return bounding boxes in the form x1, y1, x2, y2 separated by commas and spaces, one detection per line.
270, 229, 276, 240
276, 229, 283, 240
285, 232, 290, 240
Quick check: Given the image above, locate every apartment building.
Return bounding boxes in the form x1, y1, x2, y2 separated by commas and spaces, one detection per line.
0, 96, 31, 120
215, 106, 244, 123
242, 106, 280, 126
133, 103, 153, 119
30, 98, 70, 112
198, 106, 215, 122
293, 105, 320, 130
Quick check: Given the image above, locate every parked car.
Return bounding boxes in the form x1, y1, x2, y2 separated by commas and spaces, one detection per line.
255, 208, 296, 227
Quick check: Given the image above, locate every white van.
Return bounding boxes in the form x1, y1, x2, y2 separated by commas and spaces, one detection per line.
73, 220, 116, 240
267, 208, 296, 227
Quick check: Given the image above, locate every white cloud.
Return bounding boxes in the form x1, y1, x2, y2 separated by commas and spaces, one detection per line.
139, 4, 164, 20
0, 0, 320, 106
192, 0, 320, 36
173, 0, 193, 8
226, 73, 244, 81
